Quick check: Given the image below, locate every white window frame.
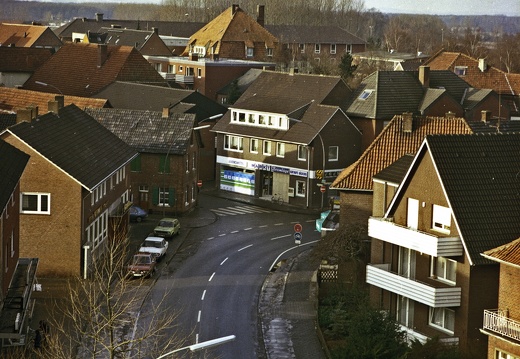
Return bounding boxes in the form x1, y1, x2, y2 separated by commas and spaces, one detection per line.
496, 349, 520, 359
224, 135, 243, 152
358, 89, 373, 100
276, 142, 285, 158
263, 140, 272, 156
432, 204, 451, 233
298, 145, 307, 161
431, 256, 457, 284
315, 43, 321, 54
197, 68, 202, 78
328, 146, 338, 161
21, 193, 50, 214
158, 187, 170, 207
299, 43, 305, 53
86, 210, 108, 249
246, 47, 254, 57
266, 47, 273, 57
250, 138, 259, 153
429, 307, 455, 334
330, 43, 336, 54
296, 180, 306, 197
454, 66, 467, 75
168, 64, 174, 73
346, 44, 352, 54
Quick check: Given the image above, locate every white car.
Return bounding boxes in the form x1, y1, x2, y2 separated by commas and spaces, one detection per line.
139, 236, 168, 261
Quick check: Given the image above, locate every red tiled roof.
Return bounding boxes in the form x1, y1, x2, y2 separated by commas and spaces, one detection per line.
0, 47, 52, 72
482, 237, 520, 267
0, 23, 48, 47
23, 43, 166, 97
330, 114, 473, 190
0, 87, 108, 112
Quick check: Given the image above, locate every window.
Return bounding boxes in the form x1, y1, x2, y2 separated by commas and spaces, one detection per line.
185, 156, 189, 173
250, 138, 259, 153
299, 43, 305, 53
238, 113, 246, 122
86, 211, 108, 249
21, 193, 50, 214
328, 146, 338, 161
431, 257, 457, 283
130, 155, 141, 172
296, 180, 306, 197
154, 63, 161, 72
496, 350, 520, 359
159, 155, 170, 173
429, 307, 455, 333
346, 44, 352, 54
358, 90, 373, 100
298, 145, 307, 161
168, 64, 175, 73
259, 115, 266, 125
197, 68, 202, 78
397, 295, 414, 327
454, 66, 467, 75
179, 65, 183, 73
159, 187, 170, 207
266, 48, 273, 57
246, 47, 254, 57
276, 142, 285, 157
248, 113, 255, 124
432, 204, 451, 232
407, 198, 419, 230
224, 135, 243, 152
330, 44, 336, 54
315, 43, 321, 54
263, 140, 272, 155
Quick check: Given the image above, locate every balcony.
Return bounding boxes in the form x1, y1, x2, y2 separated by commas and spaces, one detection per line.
482, 309, 520, 342
175, 74, 194, 84
366, 263, 461, 307
368, 217, 463, 257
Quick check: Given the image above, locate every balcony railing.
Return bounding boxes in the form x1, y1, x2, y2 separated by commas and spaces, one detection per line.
366, 263, 461, 307
175, 74, 194, 84
483, 309, 520, 342
368, 217, 463, 257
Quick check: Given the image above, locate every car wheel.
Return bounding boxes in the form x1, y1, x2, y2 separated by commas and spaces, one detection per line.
136, 217, 142, 223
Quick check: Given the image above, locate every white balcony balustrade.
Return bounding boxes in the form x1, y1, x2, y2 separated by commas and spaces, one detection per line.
483, 309, 520, 342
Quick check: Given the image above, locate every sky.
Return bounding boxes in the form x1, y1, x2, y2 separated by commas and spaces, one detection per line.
28, 0, 520, 16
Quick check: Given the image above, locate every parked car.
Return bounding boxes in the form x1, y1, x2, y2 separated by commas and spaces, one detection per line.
139, 236, 168, 261
153, 218, 180, 239
129, 205, 148, 222
127, 253, 156, 278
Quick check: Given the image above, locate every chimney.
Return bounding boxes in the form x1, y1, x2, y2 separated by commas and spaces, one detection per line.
16, 108, 34, 123
289, 67, 295, 76
95, 13, 104, 22
232, 4, 240, 15
478, 58, 487, 72
162, 107, 170, 119
27, 105, 38, 118
48, 95, 64, 113
152, 27, 159, 35
98, 44, 108, 68
418, 66, 430, 88
481, 110, 491, 122
402, 112, 413, 133
257, 5, 265, 27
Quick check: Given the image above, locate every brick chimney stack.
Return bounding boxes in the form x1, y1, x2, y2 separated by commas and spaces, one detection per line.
95, 13, 103, 22
162, 107, 170, 119
232, 4, 240, 15
418, 66, 430, 88
257, 5, 265, 27
98, 44, 108, 68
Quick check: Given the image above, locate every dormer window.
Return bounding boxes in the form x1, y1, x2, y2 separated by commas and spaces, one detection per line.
230, 110, 289, 130
454, 66, 467, 76
359, 90, 373, 100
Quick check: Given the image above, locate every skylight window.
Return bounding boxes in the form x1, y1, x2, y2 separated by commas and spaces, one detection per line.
358, 90, 373, 100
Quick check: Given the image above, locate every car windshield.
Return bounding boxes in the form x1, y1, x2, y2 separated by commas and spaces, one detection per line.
143, 240, 162, 248
134, 256, 151, 265
159, 221, 174, 227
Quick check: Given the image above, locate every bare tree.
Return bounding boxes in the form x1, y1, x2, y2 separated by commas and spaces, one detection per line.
31, 219, 182, 359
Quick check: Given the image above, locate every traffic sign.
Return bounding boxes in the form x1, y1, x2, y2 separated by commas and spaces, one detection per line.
197, 180, 203, 188
320, 185, 326, 193
294, 232, 302, 244
294, 223, 302, 233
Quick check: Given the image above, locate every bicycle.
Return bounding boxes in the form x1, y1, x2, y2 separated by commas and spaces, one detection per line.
271, 193, 284, 205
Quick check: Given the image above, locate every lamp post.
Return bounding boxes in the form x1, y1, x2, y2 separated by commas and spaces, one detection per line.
155, 335, 236, 359
34, 81, 64, 95
162, 124, 210, 216
289, 118, 326, 209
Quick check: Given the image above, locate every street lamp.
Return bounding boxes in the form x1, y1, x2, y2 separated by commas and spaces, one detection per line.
155, 335, 236, 358
34, 81, 64, 95
289, 118, 326, 209
161, 124, 211, 216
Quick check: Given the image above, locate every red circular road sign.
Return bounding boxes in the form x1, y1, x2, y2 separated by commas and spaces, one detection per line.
320, 185, 326, 193
294, 223, 302, 233
197, 180, 203, 188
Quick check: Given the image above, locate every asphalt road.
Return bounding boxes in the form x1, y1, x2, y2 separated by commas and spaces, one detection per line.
137, 194, 318, 358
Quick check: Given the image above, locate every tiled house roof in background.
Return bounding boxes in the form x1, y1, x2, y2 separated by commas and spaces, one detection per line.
482, 237, 520, 268
184, 5, 278, 57
468, 119, 520, 133
0, 139, 29, 211
85, 107, 196, 155
0, 87, 109, 113
0, 23, 56, 47
22, 43, 166, 97
94, 81, 226, 118
425, 133, 520, 265
462, 88, 493, 110
0, 47, 52, 72
6, 104, 137, 190
98, 28, 172, 56
0, 114, 16, 130
330, 115, 473, 190
266, 25, 366, 45
424, 51, 520, 97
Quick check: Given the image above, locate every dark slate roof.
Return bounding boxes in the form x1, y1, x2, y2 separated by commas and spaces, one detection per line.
462, 88, 493, 110
93, 82, 227, 120
372, 154, 414, 185
6, 104, 137, 190
217, 68, 263, 96
84, 108, 196, 155
346, 70, 472, 120
468, 120, 520, 133
0, 114, 16, 131
418, 88, 445, 113
425, 133, 520, 265
266, 25, 366, 45
0, 139, 29, 212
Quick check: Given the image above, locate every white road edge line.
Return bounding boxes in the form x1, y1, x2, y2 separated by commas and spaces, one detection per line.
218, 233, 226, 237
238, 244, 253, 252
243, 227, 252, 231
271, 234, 291, 240
198, 310, 201, 322
231, 230, 239, 233
274, 223, 284, 226
209, 272, 215, 281
220, 257, 228, 265
201, 290, 206, 300
196, 333, 199, 344
268, 240, 319, 272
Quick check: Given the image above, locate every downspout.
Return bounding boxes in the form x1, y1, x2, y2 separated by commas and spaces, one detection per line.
306, 146, 311, 208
